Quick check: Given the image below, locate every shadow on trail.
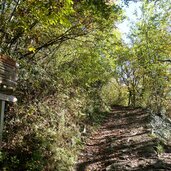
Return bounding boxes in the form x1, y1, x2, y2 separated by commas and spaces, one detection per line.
76, 106, 171, 171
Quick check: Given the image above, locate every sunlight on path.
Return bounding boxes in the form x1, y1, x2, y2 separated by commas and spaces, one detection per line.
76, 107, 171, 171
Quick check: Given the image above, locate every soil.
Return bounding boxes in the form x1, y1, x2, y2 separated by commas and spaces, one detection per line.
76, 106, 171, 171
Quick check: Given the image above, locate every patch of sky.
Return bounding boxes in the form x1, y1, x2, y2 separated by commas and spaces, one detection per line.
117, 1, 142, 44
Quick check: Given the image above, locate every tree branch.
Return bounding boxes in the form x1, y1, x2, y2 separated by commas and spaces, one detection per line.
20, 25, 87, 59
158, 59, 171, 63
8, 0, 20, 23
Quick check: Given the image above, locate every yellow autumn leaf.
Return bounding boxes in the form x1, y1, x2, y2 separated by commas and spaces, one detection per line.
28, 47, 36, 53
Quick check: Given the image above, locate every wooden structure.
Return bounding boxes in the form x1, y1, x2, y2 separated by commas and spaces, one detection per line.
0, 55, 18, 148
0, 55, 18, 92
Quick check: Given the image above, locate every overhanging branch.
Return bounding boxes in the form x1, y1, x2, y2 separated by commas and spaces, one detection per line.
158, 59, 171, 63
20, 25, 87, 59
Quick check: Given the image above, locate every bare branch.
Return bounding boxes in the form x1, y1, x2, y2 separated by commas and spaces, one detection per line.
158, 59, 171, 63
8, 0, 20, 22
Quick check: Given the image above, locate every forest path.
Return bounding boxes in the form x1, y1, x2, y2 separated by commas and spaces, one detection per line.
76, 107, 171, 171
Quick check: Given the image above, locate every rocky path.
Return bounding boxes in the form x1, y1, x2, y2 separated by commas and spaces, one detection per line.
76, 107, 171, 171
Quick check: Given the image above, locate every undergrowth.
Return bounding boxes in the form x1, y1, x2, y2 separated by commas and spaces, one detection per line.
0, 60, 109, 171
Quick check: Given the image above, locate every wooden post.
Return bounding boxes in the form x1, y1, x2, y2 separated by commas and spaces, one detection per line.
0, 100, 5, 148
0, 94, 17, 149
0, 55, 18, 149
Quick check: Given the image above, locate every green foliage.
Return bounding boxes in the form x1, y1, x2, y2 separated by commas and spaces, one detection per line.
156, 143, 165, 155
0, 12, 120, 169
132, 0, 171, 112
2, 93, 85, 170
0, 0, 122, 59
101, 78, 128, 106
113, 0, 171, 111
0, 0, 171, 170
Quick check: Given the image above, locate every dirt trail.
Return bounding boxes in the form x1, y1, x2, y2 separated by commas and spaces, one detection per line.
76, 107, 171, 171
